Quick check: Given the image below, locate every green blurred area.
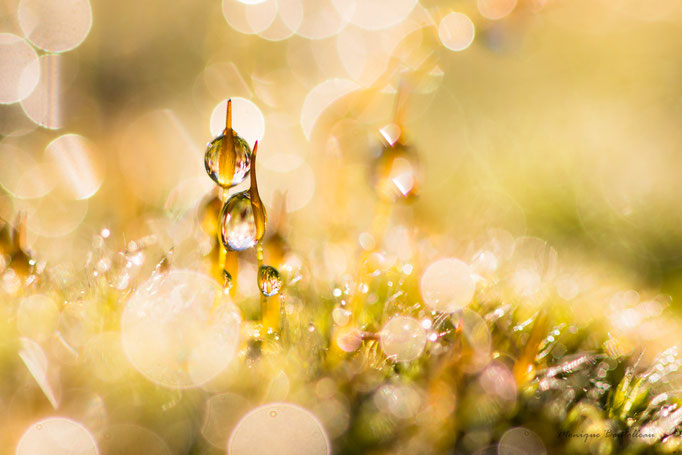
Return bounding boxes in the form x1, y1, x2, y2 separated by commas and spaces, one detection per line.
413, 0, 682, 304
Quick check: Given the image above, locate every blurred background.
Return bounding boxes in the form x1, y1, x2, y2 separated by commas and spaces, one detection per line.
2, 0, 682, 300
5, 1, 682, 454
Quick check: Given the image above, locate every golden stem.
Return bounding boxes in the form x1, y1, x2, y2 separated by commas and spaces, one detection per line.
218, 188, 239, 297
219, 100, 236, 187
256, 241, 264, 267
218, 189, 228, 274
250, 141, 266, 242
513, 308, 548, 386
256, 241, 267, 322
224, 99, 232, 133
226, 250, 238, 297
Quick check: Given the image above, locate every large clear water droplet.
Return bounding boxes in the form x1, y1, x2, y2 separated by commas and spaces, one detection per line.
371, 143, 419, 202
258, 265, 282, 297
204, 132, 251, 188
220, 192, 257, 251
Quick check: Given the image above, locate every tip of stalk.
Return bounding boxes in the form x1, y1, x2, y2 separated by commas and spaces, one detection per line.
225, 99, 232, 132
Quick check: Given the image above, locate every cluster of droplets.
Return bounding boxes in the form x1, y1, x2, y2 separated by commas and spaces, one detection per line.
203, 99, 282, 300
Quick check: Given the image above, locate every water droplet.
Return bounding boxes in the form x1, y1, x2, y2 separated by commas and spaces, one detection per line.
258, 265, 282, 297
220, 192, 257, 251
223, 269, 233, 292
371, 142, 419, 202
204, 100, 252, 188
204, 132, 251, 188
269, 410, 277, 417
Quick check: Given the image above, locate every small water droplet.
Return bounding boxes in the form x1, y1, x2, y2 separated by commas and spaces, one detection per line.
269, 410, 277, 417
258, 265, 282, 297
223, 269, 233, 291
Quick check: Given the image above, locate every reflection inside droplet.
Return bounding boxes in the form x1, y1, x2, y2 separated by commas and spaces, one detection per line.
221, 192, 258, 251
204, 131, 252, 189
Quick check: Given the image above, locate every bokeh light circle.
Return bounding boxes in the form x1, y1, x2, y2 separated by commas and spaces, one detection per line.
228, 403, 330, 455
21, 53, 65, 129
438, 12, 475, 52
477, 0, 517, 20
210, 98, 265, 146
202, 393, 251, 449
121, 269, 242, 389
373, 384, 422, 419
260, 153, 315, 212
23, 195, 88, 238
222, 0, 278, 35
420, 258, 475, 312
16, 417, 98, 455
18, 0, 93, 52
380, 315, 426, 362
498, 427, 547, 455
335, 327, 362, 352
285, 0, 347, 40
0, 142, 54, 199
332, 0, 417, 31
0, 33, 40, 104
45, 134, 104, 200
452, 308, 492, 373
301, 78, 360, 140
